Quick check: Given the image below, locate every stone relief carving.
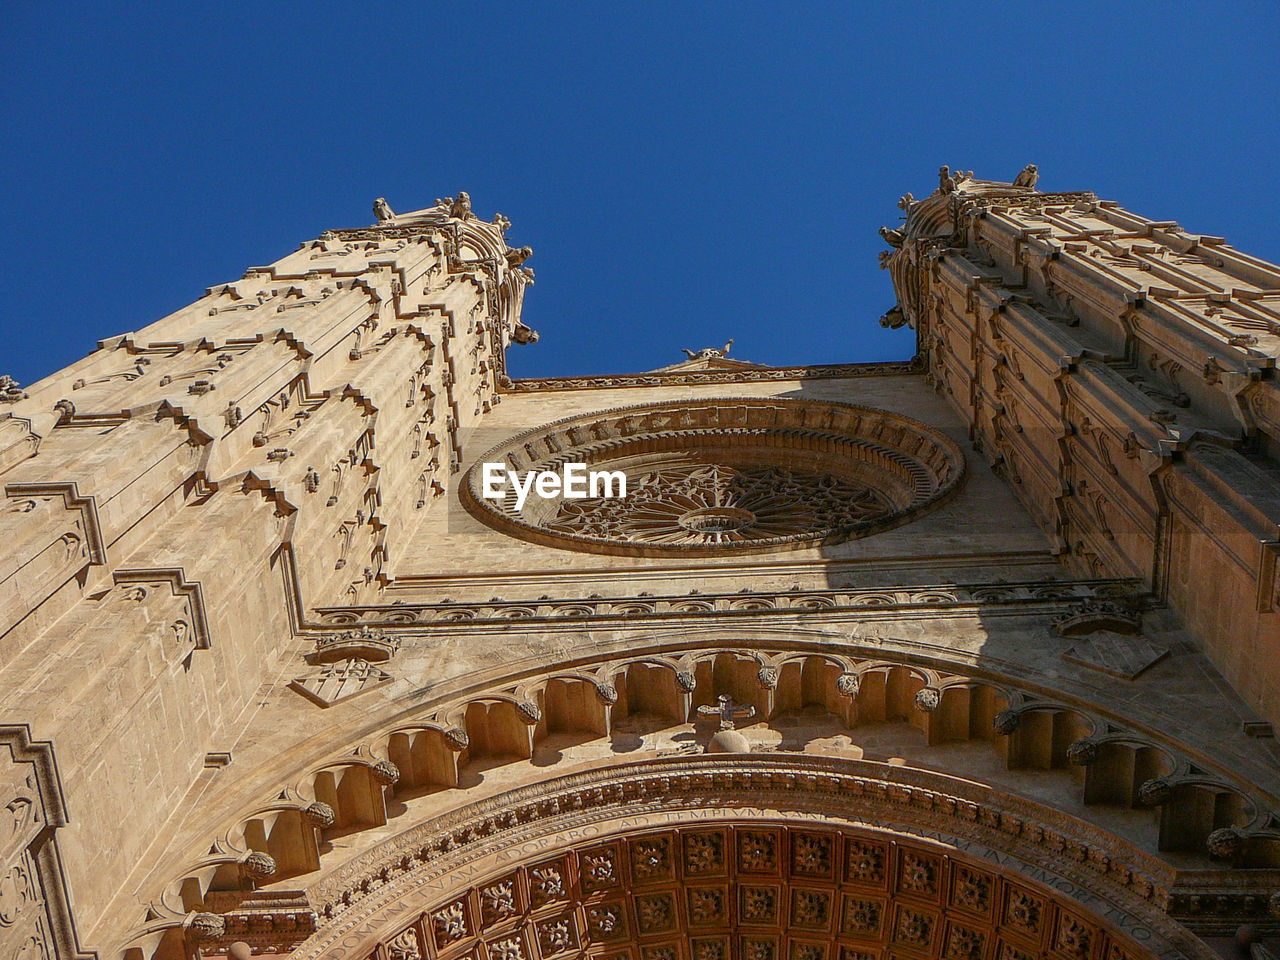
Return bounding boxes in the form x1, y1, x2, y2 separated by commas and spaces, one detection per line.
299, 809, 1176, 960
546, 463, 895, 548
289, 658, 394, 707
462, 397, 965, 557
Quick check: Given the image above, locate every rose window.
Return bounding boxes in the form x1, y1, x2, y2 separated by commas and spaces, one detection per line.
462, 397, 964, 556
545, 464, 896, 547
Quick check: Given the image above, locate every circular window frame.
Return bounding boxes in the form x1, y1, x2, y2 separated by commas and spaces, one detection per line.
460, 397, 966, 557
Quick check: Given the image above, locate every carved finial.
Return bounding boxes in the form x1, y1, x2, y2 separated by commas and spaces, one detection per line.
492, 212, 511, 232
880, 305, 906, 329
992, 709, 1020, 735
897, 192, 915, 212
188, 913, 227, 939
373, 197, 395, 222
444, 726, 470, 750
241, 851, 277, 879
836, 674, 861, 699
1206, 826, 1246, 859
1137, 777, 1173, 807
1066, 738, 1099, 765
0, 375, 27, 403
914, 687, 941, 712
1012, 164, 1039, 190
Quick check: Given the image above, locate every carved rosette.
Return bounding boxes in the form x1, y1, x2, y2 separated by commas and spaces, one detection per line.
461, 398, 964, 557
318, 809, 1171, 960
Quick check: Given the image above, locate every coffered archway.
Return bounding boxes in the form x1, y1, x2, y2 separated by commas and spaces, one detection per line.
282, 760, 1202, 960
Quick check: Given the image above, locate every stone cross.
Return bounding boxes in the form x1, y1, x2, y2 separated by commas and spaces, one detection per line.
696, 694, 756, 731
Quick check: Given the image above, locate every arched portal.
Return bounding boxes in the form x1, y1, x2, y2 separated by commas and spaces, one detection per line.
286, 757, 1205, 960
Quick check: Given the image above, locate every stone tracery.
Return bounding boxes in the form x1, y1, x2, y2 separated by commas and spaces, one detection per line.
544, 464, 895, 547
462, 398, 966, 556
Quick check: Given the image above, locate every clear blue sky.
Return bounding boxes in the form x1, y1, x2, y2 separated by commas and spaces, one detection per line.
4, 3, 1280, 386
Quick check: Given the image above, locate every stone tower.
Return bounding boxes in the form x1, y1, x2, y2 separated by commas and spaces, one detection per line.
0, 177, 1277, 960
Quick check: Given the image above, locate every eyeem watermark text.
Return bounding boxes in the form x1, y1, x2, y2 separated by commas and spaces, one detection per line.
481, 462, 627, 509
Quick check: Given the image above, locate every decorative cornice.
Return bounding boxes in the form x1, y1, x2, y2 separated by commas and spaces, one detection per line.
294, 755, 1213, 960
0, 725, 97, 960
504, 358, 921, 393
313, 578, 1140, 630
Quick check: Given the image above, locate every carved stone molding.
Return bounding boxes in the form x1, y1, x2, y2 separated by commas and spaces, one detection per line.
505, 360, 921, 393
4, 482, 106, 567
314, 578, 1140, 630
127, 628, 1280, 960
308, 820, 1184, 960
0, 726, 96, 960
289, 756, 1209, 960
110, 568, 212, 650
461, 397, 963, 557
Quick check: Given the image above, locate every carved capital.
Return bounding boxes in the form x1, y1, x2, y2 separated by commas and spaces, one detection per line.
992, 709, 1020, 735
1206, 827, 1245, 859
836, 673, 861, 699
1137, 777, 1173, 807
303, 802, 336, 828
914, 687, 941, 712
515, 701, 543, 726
241, 851, 277, 880
1066, 738, 1099, 766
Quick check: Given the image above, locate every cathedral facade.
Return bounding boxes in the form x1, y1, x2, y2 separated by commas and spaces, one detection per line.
2, 174, 1278, 960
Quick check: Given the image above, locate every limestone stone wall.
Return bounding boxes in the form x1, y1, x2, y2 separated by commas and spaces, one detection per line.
0, 199, 531, 953
883, 171, 1280, 727
2, 182, 1278, 960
